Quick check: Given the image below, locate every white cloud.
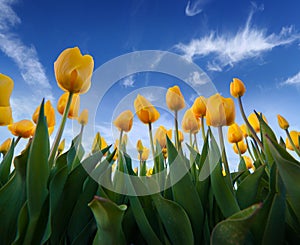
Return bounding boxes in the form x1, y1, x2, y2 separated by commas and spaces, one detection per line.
177, 8, 300, 71
122, 75, 135, 88
186, 71, 209, 86
185, 0, 207, 17
281, 71, 300, 86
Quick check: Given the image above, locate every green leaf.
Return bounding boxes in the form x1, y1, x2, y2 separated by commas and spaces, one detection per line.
211, 203, 262, 245
12, 201, 29, 245
236, 165, 266, 209
0, 139, 14, 186
89, 196, 127, 245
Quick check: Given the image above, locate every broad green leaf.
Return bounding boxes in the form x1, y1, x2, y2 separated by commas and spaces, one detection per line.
0, 139, 14, 186
211, 203, 262, 245
89, 196, 127, 245
12, 201, 29, 245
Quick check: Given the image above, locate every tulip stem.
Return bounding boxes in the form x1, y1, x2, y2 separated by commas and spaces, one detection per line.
245, 137, 255, 162
189, 131, 193, 147
49, 92, 73, 167
285, 129, 300, 157
148, 123, 155, 160
174, 110, 180, 151
218, 126, 231, 178
14, 136, 21, 147
201, 116, 205, 141
238, 96, 264, 150
194, 133, 199, 151
235, 142, 242, 160
117, 130, 123, 169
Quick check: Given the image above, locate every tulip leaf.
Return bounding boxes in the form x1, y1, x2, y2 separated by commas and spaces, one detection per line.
167, 137, 204, 244
236, 165, 265, 209
0, 138, 14, 186
89, 196, 127, 245
211, 203, 262, 245
12, 201, 29, 245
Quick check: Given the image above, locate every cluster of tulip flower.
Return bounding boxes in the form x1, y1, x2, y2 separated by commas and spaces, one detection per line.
0, 46, 300, 244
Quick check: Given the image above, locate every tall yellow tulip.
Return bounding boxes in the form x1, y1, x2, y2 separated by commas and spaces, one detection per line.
243, 156, 254, 170
192, 96, 207, 118
247, 112, 267, 133
78, 109, 89, 126
0, 138, 12, 155
134, 94, 160, 124
182, 108, 201, 134
138, 147, 150, 161
32, 100, 56, 127
240, 124, 248, 137
8, 119, 35, 138
227, 123, 243, 143
113, 110, 134, 132
277, 114, 289, 130
166, 85, 185, 111
57, 92, 80, 119
230, 78, 246, 98
54, 47, 94, 94
0, 73, 14, 126
286, 131, 300, 151
0, 107, 13, 126
154, 126, 172, 148
233, 140, 247, 154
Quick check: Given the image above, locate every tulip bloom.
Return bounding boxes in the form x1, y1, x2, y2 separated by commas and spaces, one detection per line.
32, 100, 56, 127
206, 94, 235, 127
0, 73, 14, 126
154, 126, 172, 148
286, 131, 300, 151
134, 94, 160, 124
8, 119, 35, 138
113, 110, 134, 132
0, 106, 13, 126
248, 113, 267, 133
277, 114, 289, 130
192, 96, 207, 118
230, 78, 246, 98
92, 132, 108, 153
243, 156, 254, 170
178, 130, 184, 142
0, 138, 12, 155
227, 123, 243, 143
166, 85, 185, 111
78, 109, 89, 126
57, 93, 80, 119
138, 147, 150, 161
54, 47, 94, 94
233, 140, 247, 154
240, 124, 248, 137
182, 108, 201, 134
58, 139, 65, 153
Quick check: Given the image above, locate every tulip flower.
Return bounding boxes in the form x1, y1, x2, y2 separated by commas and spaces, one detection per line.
32, 100, 56, 127
243, 156, 254, 170
0, 73, 14, 126
247, 112, 267, 133
138, 147, 150, 161
178, 130, 184, 142
240, 124, 248, 138
182, 108, 201, 134
58, 139, 65, 154
78, 109, 89, 126
277, 114, 289, 130
233, 140, 247, 155
113, 110, 134, 132
136, 140, 144, 153
134, 94, 160, 124
286, 131, 300, 151
8, 119, 35, 138
146, 168, 153, 177
162, 147, 168, 159
92, 132, 108, 154
0, 106, 13, 126
0, 138, 12, 155
206, 93, 235, 127
227, 123, 243, 144
154, 126, 172, 148
230, 78, 246, 98
166, 85, 185, 111
54, 47, 94, 94
192, 96, 206, 118
57, 92, 80, 119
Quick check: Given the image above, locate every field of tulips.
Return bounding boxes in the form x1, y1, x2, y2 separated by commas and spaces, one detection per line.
1, 47, 300, 245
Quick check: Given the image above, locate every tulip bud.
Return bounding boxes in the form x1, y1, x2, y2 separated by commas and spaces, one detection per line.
182, 108, 201, 134
146, 168, 153, 176
154, 126, 172, 148
277, 114, 289, 130
233, 140, 247, 154
138, 147, 150, 161
230, 78, 246, 98
227, 123, 243, 143
133, 167, 138, 174
243, 156, 254, 170
247, 112, 267, 133
136, 140, 144, 153
32, 100, 56, 127
191, 96, 206, 118
78, 109, 89, 126
92, 132, 108, 153
0, 73, 14, 106
0, 138, 12, 155
113, 110, 133, 132
134, 94, 160, 124
54, 47, 94, 94
57, 93, 80, 119
178, 130, 184, 142
166, 85, 185, 111
286, 131, 300, 151
0, 106, 13, 126
240, 124, 248, 137
8, 119, 35, 138
206, 93, 235, 127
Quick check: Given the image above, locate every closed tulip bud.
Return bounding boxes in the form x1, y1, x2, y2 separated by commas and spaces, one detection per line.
182, 108, 201, 134
162, 147, 168, 159
0, 138, 12, 155
0, 73, 14, 106
8, 119, 35, 138
57, 93, 80, 119
133, 167, 138, 174
277, 114, 289, 130
240, 124, 248, 137
166, 85, 185, 111
154, 126, 172, 148
113, 110, 133, 132
243, 156, 254, 170
178, 130, 184, 142
146, 168, 153, 176
32, 100, 56, 127
247, 112, 268, 133
54, 47, 94, 94
191, 96, 207, 118
138, 147, 150, 161
58, 139, 65, 153
230, 78, 246, 98
78, 109, 89, 126
233, 140, 247, 154
286, 131, 300, 151
134, 94, 160, 124
206, 94, 235, 127
0, 106, 13, 126
136, 140, 144, 153
227, 123, 243, 143
48, 126, 55, 136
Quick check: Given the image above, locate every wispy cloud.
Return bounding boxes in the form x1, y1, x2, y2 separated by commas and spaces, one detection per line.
122, 75, 135, 88
185, 0, 209, 17
281, 71, 300, 86
177, 6, 300, 71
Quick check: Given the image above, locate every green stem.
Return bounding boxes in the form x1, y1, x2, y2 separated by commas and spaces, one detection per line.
238, 96, 264, 150
245, 137, 255, 162
117, 129, 123, 169
14, 136, 21, 147
218, 126, 230, 177
285, 129, 300, 157
194, 133, 199, 151
235, 142, 242, 160
189, 131, 193, 147
201, 116, 205, 141
174, 110, 180, 151
48, 92, 73, 167
148, 123, 155, 160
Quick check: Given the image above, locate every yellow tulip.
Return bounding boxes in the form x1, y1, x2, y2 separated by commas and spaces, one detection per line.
247, 112, 267, 133
138, 147, 150, 161
182, 108, 200, 133
146, 168, 153, 176
154, 126, 172, 148
57, 92, 80, 119
58, 139, 65, 153
191, 96, 207, 118
78, 109, 89, 126
243, 156, 254, 170
54, 47, 94, 94
32, 100, 56, 127
113, 110, 134, 132
0, 106, 13, 126
136, 140, 144, 153
233, 140, 247, 154
230, 78, 246, 98
240, 124, 248, 137
0, 138, 12, 155
178, 130, 184, 142
286, 131, 300, 151
133, 167, 138, 174
277, 114, 289, 130
92, 132, 108, 153
0, 73, 14, 106
227, 123, 243, 143
166, 85, 185, 111
8, 119, 35, 138
206, 93, 235, 127
162, 147, 168, 159
134, 94, 160, 124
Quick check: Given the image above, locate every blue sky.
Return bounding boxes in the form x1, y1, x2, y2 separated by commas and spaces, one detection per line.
1, 0, 300, 168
